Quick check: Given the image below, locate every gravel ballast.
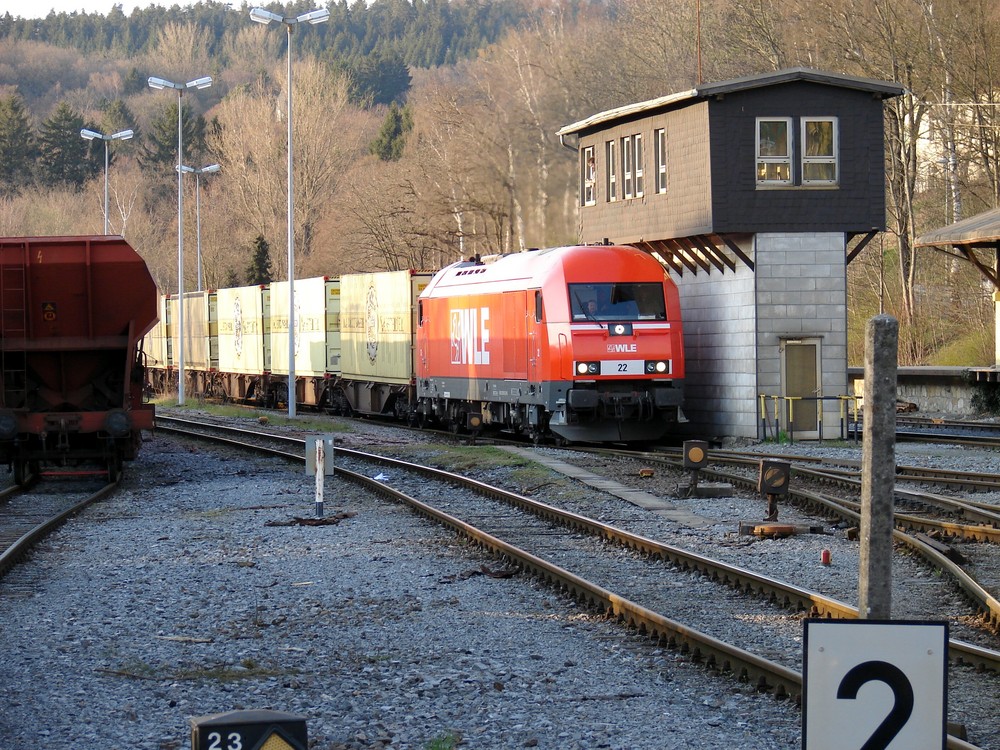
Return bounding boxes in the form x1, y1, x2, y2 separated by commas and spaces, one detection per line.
0, 432, 804, 750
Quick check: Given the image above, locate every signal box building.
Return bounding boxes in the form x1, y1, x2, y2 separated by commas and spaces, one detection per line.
557, 68, 904, 439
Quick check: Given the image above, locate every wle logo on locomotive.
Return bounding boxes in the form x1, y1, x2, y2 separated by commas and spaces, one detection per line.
450, 307, 491, 366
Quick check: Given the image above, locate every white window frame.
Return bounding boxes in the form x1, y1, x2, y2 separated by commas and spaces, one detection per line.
801, 117, 838, 185
634, 133, 644, 197
756, 117, 793, 186
622, 135, 634, 199
654, 128, 667, 193
606, 139, 617, 202
581, 145, 595, 206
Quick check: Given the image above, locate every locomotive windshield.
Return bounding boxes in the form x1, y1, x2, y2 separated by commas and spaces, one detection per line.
569, 283, 666, 321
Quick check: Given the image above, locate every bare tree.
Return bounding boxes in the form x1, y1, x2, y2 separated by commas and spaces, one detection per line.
144, 22, 214, 84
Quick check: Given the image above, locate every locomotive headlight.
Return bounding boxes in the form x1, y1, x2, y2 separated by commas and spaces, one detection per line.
104, 409, 131, 437
645, 360, 669, 374
576, 361, 600, 376
0, 409, 17, 439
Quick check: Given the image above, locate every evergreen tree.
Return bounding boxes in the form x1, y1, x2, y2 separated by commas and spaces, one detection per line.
0, 93, 36, 196
39, 101, 95, 188
141, 100, 207, 172
246, 235, 273, 284
370, 103, 413, 161
101, 99, 139, 141
339, 49, 412, 106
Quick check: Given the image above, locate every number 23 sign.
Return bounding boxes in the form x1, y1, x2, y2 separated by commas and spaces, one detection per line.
803, 619, 948, 750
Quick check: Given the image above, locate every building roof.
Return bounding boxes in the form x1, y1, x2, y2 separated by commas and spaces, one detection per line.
556, 67, 906, 137
914, 207, 1000, 248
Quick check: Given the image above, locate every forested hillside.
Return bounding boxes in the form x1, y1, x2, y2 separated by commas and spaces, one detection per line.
1, 0, 999, 366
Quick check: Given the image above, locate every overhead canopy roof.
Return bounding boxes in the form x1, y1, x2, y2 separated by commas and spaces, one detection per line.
915, 207, 1000, 247
915, 208, 1000, 287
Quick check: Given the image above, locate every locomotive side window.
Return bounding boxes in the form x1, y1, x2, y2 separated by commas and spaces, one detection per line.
569, 283, 666, 321
534, 291, 543, 322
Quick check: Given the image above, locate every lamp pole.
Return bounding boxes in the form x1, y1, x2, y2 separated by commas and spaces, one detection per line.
250, 5, 329, 418
179, 163, 221, 291
147, 75, 212, 407
79, 128, 134, 234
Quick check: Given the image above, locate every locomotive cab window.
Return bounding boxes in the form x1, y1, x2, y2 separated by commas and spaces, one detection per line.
569, 283, 666, 321
534, 290, 543, 322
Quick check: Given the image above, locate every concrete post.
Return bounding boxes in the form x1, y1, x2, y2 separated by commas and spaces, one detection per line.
859, 314, 897, 619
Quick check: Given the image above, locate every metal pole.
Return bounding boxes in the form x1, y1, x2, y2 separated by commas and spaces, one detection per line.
177, 87, 186, 406
103, 139, 110, 235
287, 22, 296, 418
196, 172, 203, 292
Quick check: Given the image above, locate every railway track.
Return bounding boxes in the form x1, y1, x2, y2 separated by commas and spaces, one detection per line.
157, 414, 997, 749
594, 446, 1000, 632
0, 479, 118, 580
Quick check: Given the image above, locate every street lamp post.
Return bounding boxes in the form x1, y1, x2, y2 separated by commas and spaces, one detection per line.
250, 5, 330, 418
147, 75, 213, 407
79, 128, 134, 234
179, 163, 221, 291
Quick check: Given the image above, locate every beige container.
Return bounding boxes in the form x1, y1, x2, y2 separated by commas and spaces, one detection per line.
142, 294, 170, 369
171, 291, 217, 373
340, 270, 433, 384
268, 276, 341, 376
216, 285, 269, 376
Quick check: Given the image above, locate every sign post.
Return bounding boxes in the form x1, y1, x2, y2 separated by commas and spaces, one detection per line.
305, 434, 335, 518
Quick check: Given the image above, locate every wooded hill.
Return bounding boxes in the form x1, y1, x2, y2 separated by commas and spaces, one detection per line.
1, 0, 999, 367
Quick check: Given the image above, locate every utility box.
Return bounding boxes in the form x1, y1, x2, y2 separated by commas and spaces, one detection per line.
190, 709, 307, 750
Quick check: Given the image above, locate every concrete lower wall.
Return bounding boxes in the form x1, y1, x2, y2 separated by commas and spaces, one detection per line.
848, 366, 977, 414
677, 264, 757, 438
677, 232, 849, 441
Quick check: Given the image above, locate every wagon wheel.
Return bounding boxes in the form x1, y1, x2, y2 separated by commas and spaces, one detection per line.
12, 460, 29, 487
449, 408, 469, 435
106, 455, 123, 483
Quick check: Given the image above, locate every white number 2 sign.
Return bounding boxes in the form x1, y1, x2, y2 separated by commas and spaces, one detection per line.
803, 619, 948, 750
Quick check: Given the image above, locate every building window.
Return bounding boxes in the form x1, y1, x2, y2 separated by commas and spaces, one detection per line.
581, 145, 595, 206
619, 134, 643, 199
654, 128, 667, 193
802, 117, 838, 185
634, 133, 644, 197
606, 140, 617, 202
622, 135, 633, 198
756, 117, 792, 185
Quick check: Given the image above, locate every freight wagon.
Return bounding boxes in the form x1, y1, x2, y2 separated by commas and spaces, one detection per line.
0, 235, 157, 483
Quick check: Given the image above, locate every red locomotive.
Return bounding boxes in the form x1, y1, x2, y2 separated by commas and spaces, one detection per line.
415, 244, 685, 442
0, 236, 157, 483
